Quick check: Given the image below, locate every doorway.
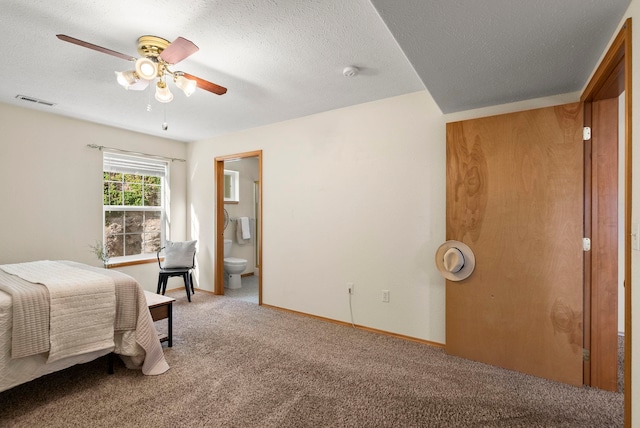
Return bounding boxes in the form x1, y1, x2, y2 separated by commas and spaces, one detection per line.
444, 17, 632, 421
214, 151, 263, 304
580, 17, 631, 411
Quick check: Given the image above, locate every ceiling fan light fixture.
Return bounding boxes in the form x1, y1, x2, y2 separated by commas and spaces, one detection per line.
57, 33, 228, 100
135, 57, 158, 80
175, 75, 197, 97
155, 81, 173, 103
115, 71, 150, 91
115, 70, 138, 87
126, 78, 151, 91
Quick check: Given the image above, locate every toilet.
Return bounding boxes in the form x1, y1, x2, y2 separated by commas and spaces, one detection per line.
223, 239, 248, 289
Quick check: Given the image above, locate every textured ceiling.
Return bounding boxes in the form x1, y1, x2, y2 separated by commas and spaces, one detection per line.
370, 0, 631, 113
0, 0, 630, 142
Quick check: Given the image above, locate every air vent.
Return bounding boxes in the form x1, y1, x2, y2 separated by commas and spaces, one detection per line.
15, 95, 56, 107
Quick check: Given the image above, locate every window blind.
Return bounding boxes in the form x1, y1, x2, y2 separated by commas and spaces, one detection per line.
103, 152, 167, 177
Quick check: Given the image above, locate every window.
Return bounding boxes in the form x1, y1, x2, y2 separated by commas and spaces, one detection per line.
224, 169, 239, 203
103, 152, 168, 262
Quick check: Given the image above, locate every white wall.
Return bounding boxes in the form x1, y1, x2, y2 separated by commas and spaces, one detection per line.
188, 90, 578, 345
189, 91, 447, 341
0, 102, 188, 292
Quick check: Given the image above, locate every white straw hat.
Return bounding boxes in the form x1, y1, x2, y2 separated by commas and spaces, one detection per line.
435, 240, 476, 281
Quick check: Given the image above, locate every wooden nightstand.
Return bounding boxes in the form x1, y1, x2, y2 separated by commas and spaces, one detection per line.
144, 290, 176, 347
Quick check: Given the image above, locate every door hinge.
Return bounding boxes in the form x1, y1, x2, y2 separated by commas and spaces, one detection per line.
583, 127, 591, 141
583, 348, 590, 361
583, 237, 591, 252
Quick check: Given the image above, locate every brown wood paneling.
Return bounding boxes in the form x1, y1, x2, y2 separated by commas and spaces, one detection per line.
445, 103, 584, 386
594, 57, 625, 101
623, 21, 632, 426
590, 97, 619, 391
215, 159, 225, 295
583, 101, 593, 386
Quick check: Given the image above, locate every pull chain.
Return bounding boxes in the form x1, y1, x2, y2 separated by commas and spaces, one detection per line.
162, 106, 168, 131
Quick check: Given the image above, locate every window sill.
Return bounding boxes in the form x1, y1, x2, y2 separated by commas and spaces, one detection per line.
107, 257, 159, 269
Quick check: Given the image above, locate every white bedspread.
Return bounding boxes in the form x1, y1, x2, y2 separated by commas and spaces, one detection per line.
0, 261, 115, 363
0, 261, 169, 393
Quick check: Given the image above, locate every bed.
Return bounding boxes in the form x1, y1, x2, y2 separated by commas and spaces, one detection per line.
0, 260, 169, 393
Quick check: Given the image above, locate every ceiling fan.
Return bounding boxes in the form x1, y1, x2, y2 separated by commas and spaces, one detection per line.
56, 34, 227, 103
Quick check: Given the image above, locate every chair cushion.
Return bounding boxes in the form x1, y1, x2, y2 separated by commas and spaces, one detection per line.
163, 240, 197, 268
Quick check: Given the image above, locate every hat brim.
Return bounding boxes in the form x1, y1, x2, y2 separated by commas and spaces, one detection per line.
435, 240, 476, 281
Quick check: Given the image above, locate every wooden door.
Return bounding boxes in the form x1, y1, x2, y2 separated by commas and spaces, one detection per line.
588, 97, 619, 391
445, 103, 584, 386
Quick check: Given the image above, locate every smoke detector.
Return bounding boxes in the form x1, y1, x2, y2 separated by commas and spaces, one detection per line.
343, 66, 359, 77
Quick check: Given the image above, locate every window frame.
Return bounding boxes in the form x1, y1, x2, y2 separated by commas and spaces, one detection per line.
102, 152, 170, 264
223, 169, 240, 203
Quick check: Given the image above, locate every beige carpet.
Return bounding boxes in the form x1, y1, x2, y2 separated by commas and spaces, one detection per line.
0, 291, 624, 427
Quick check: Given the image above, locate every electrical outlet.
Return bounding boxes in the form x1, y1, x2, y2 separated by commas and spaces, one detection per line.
347, 282, 354, 294
382, 290, 390, 302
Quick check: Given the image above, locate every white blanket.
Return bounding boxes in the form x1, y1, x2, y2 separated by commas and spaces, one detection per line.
0, 261, 116, 364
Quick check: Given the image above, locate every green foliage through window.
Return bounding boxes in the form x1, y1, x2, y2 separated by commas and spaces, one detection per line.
103, 170, 164, 258
103, 172, 161, 207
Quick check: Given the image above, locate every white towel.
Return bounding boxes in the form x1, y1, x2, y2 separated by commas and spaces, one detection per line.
240, 217, 251, 240
236, 220, 245, 245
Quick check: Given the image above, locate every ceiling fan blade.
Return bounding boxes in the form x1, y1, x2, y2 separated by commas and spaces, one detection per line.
56, 34, 135, 61
160, 37, 199, 64
182, 73, 227, 95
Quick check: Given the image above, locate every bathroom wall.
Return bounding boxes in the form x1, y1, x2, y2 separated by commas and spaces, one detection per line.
223, 157, 259, 273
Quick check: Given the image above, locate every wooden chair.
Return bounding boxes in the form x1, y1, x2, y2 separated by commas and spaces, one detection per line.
156, 240, 197, 302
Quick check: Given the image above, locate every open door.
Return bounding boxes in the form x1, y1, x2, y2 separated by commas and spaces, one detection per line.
445, 103, 584, 386
581, 18, 632, 396
214, 151, 263, 304
584, 97, 619, 392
